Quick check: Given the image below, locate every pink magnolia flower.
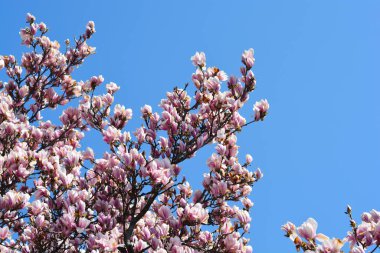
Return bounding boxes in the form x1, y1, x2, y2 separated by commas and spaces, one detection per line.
134, 239, 148, 251
253, 99, 269, 121
236, 210, 251, 224
316, 238, 345, 253
351, 246, 365, 253
282, 221, 296, 235
76, 217, 91, 233
0, 226, 10, 240
26, 13, 36, 23
210, 181, 228, 197
103, 126, 121, 144
297, 218, 318, 241
217, 70, 228, 81
0, 58, 4, 70
158, 206, 172, 220
242, 198, 254, 209
191, 52, 206, 67
242, 48, 255, 69
39, 22, 47, 32
141, 104, 152, 118
182, 203, 209, 224
106, 82, 120, 94
85, 21, 96, 38
224, 233, 241, 252
245, 154, 253, 164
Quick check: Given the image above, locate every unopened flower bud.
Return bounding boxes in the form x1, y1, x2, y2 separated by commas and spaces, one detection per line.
26, 13, 35, 23
346, 205, 352, 214
350, 219, 356, 228
245, 154, 253, 164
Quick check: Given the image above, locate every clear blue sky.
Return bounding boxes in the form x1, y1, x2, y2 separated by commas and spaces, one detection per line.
1, 1, 380, 252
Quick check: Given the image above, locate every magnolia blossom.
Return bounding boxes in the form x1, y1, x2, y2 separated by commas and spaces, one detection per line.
242, 48, 255, 69
297, 218, 318, 241
253, 99, 269, 121
0, 58, 4, 70
191, 51, 206, 67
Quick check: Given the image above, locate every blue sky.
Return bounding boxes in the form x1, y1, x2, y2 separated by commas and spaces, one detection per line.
2, 1, 380, 252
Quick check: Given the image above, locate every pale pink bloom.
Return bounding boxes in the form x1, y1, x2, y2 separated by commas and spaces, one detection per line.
14, 66, 22, 75
205, 77, 221, 92
18, 86, 29, 98
245, 154, 253, 164
236, 210, 251, 224
0, 226, 10, 240
210, 181, 228, 197
191, 52, 206, 67
19, 29, 33, 45
134, 239, 148, 251
34, 185, 49, 199
253, 99, 269, 121
223, 234, 240, 252
26, 13, 36, 23
242, 198, 254, 209
216, 128, 226, 140
317, 238, 345, 253
89, 75, 104, 87
281, 221, 296, 235
8, 55, 15, 63
0, 58, 4, 70
39, 22, 47, 32
370, 209, 380, 223
216, 144, 227, 155
35, 214, 48, 228
103, 126, 121, 144
361, 212, 371, 223
297, 218, 318, 241
59, 169, 74, 187
178, 182, 193, 196
254, 168, 264, 180
192, 190, 203, 203
86, 21, 96, 38
0, 190, 30, 209
220, 221, 234, 235
350, 246, 365, 253
158, 206, 172, 220
39, 35, 51, 48
241, 185, 252, 196
141, 104, 152, 118
106, 82, 120, 94
82, 148, 95, 161
374, 222, 380, 242
241, 48, 255, 69
217, 70, 228, 81
244, 245, 253, 253
29, 200, 46, 215
76, 217, 91, 233
183, 203, 209, 224
60, 212, 75, 233
356, 223, 374, 246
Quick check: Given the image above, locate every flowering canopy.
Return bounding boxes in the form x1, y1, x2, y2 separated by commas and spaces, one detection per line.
0, 14, 269, 252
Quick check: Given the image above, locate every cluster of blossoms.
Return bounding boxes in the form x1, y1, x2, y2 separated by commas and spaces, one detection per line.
0, 14, 269, 252
282, 206, 380, 253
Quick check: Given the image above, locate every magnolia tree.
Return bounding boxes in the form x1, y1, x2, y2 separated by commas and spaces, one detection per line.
0, 14, 269, 253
